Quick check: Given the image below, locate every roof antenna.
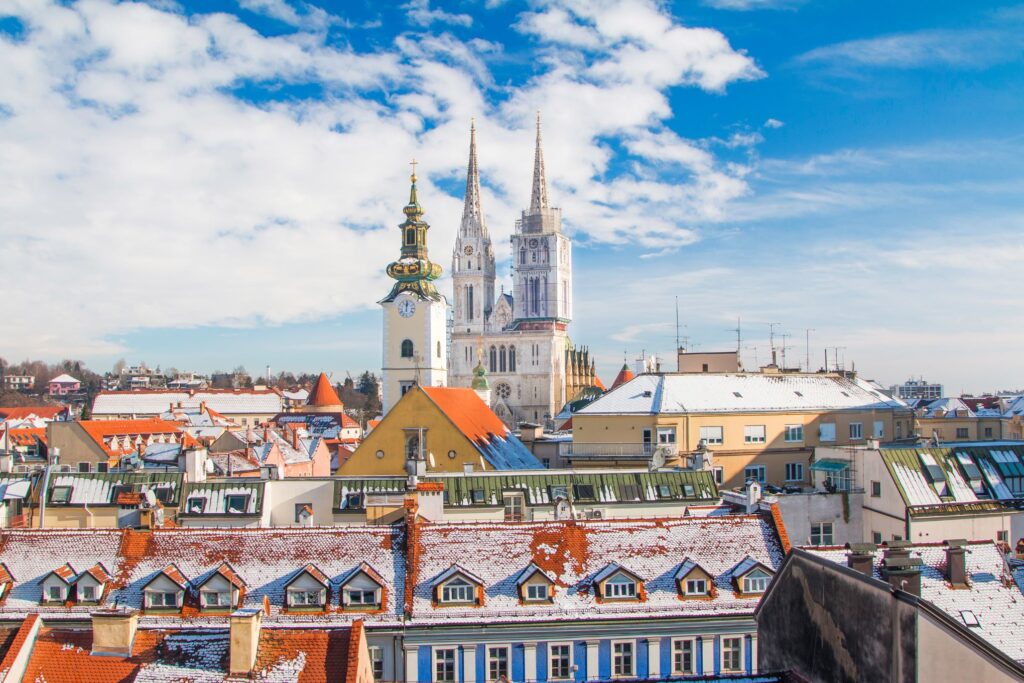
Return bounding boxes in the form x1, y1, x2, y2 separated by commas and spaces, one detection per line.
675, 296, 681, 353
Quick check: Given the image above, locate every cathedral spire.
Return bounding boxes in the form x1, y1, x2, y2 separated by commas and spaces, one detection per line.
461, 119, 487, 236
529, 111, 549, 213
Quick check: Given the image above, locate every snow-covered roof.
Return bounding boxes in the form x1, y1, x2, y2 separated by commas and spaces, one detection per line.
48, 374, 80, 384
92, 390, 284, 416
916, 397, 976, 418
806, 542, 1024, 663
180, 482, 264, 515
47, 473, 183, 506
880, 446, 1024, 511
577, 372, 907, 415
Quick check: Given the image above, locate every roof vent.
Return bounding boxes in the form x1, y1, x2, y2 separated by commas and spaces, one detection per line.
642, 390, 652, 398
733, 392, 742, 398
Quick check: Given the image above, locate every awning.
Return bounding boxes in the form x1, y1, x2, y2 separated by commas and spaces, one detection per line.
810, 459, 851, 473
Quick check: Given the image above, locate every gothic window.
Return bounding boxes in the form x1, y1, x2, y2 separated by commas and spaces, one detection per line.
468, 259, 472, 269
542, 243, 549, 263
542, 276, 548, 315
401, 340, 414, 358
489, 346, 497, 373
467, 286, 474, 322
509, 346, 516, 372
500, 346, 507, 372
531, 278, 541, 315
405, 228, 415, 245
496, 383, 512, 400
520, 248, 526, 264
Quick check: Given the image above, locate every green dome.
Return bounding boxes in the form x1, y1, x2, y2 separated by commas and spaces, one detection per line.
471, 360, 489, 391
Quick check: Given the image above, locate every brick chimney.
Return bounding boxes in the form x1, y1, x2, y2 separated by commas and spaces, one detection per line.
229, 608, 263, 675
880, 543, 922, 596
90, 608, 139, 656
845, 543, 876, 576
944, 539, 970, 588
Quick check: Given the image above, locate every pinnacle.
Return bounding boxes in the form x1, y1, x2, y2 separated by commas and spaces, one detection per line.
461, 120, 488, 237
529, 111, 549, 213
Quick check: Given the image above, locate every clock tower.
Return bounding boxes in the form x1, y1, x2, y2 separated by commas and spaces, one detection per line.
380, 163, 448, 414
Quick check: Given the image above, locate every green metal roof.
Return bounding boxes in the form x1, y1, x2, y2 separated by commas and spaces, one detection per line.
332, 477, 406, 509
180, 480, 265, 514
880, 446, 1024, 513
46, 471, 184, 506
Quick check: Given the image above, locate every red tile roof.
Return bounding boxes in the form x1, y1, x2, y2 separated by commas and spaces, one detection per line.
78, 563, 111, 585
291, 564, 329, 587
212, 561, 246, 590
307, 373, 343, 408
51, 563, 76, 584
0, 614, 40, 677
0, 563, 13, 585
3, 428, 45, 447
421, 387, 508, 446
610, 363, 635, 390
150, 563, 189, 590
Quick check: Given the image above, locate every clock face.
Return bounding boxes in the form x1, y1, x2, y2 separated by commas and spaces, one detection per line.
463, 245, 474, 255
397, 299, 416, 318
529, 238, 539, 248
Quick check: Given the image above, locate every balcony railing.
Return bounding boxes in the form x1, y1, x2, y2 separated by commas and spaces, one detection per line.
558, 442, 659, 459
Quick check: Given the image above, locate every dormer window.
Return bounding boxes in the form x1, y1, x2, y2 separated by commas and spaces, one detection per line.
285, 565, 329, 610
289, 589, 325, 607
46, 585, 65, 601
442, 578, 474, 603
225, 494, 249, 513
197, 563, 245, 611
346, 588, 378, 605
525, 584, 548, 601
604, 574, 636, 599
147, 590, 179, 608
186, 496, 206, 514
79, 585, 97, 601
51, 486, 72, 504
685, 579, 707, 595
143, 564, 188, 611
202, 590, 232, 608
742, 569, 771, 593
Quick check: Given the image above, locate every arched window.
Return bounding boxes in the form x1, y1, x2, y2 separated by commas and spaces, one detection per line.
499, 346, 507, 372
489, 346, 497, 373
401, 339, 414, 358
467, 285, 474, 321
437, 341, 441, 358
405, 228, 415, 245
467, 259, 472, 270
520, 248, 526, 264
509, 346, 516, 372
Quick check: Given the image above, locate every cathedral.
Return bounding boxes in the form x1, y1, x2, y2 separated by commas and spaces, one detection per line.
448, 116, 598, 426
379, 116, 599, 424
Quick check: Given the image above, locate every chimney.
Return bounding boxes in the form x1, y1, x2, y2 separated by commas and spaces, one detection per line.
199, 401, 206, 414
291, 427, 299, 450
90, 608, 139, 656
229, 608, 263, 675
744, 479, 762, 513
845, 543, 876, 576
880, 543, 922, 596
943, 539, 970, 588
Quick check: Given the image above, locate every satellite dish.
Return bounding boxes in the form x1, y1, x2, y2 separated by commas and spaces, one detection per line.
554, 498, 570, 520
651, 448, 667, 470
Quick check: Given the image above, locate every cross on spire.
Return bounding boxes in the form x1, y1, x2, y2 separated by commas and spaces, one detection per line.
409, 158, 418, 181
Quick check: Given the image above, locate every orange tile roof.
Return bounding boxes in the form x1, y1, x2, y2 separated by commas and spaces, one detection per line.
307, 373, 343, 408
421, 387, 508, 446
50, 563, 76, 584
212, 561, 246, 590
593, 375, 607, 392
77, 563, 111, 585
0, 614, 40, 677
0, 562, 13, 585
147, 563, 189, 590
610, 363, 635, 390
3, 428, 45, 447
0, 406, 66, 421
77, 419, 183, 456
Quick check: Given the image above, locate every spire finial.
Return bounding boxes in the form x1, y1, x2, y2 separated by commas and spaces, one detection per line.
530, 111, 549, 212
461, 120, 487, 236
409, 157, 418, 183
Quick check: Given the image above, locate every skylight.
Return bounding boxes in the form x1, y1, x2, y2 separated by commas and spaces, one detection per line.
960, 610, 980, 628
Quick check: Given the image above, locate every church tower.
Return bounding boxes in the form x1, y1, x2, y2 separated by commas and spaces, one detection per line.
511, 114, 572, 324
451, 121, 497, 341
380, 163, 448, 414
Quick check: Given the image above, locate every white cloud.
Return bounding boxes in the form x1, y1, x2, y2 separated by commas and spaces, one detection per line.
702, 0, 804, 9
403, 0, 472, 28
237, 0, 332, 30
0, 0, 760, 359
796, 28, 1021, 71
764, 117, 783, 128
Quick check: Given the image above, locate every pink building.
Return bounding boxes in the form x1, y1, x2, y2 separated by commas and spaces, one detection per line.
47, 374, 81, 396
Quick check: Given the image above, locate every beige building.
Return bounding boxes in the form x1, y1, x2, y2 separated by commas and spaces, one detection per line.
677, 350, 741, 373
911, 397, 1009, 442
572, 372, 913, 489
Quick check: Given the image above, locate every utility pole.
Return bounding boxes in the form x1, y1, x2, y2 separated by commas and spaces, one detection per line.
805, 329, 815, 372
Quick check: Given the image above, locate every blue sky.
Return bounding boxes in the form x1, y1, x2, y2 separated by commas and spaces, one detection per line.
1, 0, 1023, 393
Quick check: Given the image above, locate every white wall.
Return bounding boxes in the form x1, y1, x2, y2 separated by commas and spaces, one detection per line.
265, 479, 335, 526
775, 491, 864, 547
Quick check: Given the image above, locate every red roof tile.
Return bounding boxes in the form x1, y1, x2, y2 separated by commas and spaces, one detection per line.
212, 561, 246, 590
421, 387, 508, 446
77, 563, 111, 585
51, 563, 76, 583
307, 373, 343, 408
3, 428, 45, 447
0, 406, 67, 421
610, 363, 635, 390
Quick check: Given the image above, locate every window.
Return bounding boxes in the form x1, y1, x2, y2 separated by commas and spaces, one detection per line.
47, 585, 64, 601
572, 484, 595, 501
685, 578, 707, 595
147, 590, 178, 608
499, 346, 507, 372
618, 483, 641, 501
288, 589, 323, 607
871, 481, 882, 497
849, 423, 863, 440
656, 427, 676, 444
294, 503, 312, 523
785, 462, 804, 482
549, 644, 571, 680
744, 425, 766, 444
819, 423, 836, 442
713, 467, 724, 485
612, 641, 634, 677
503, 493, 524, 521
406, 434, 422, 461
400, 381, 413, 396
488, 646, 509, 682
721, 637, 743, 673
657, 484, 673, 499
51, 486, 72, 504
743, 569, 771, 593
985, 427, 994, 438
441, 578, 474, 603
509, 346, 516, 372
405, 227, 415, 245
79, 585, 96, 601
873, 421, 885, 438
78, 462, 90, 473
96, 462, 108, 473
810, 522, 834, 546
369, 646, 384, 681
186, 496, 206, 514
699, 425, 724, 445
956, 427, 969, 439
604, 574, 636, 599
346, 589, 378, 606
896, 422, 903, 439
672, 639, 695, 675
525, 583, 548, 601
202, 590, 232, 608
437, 341, 441, 359
872, 531, 883, 544
471, 489, 485, 504
744, 465, 766, 483
400, 339, 414, 358
489, 346, 497, 372
225, 494, 249, 514
435, 648, 456, 683
784, 425, 804, 442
